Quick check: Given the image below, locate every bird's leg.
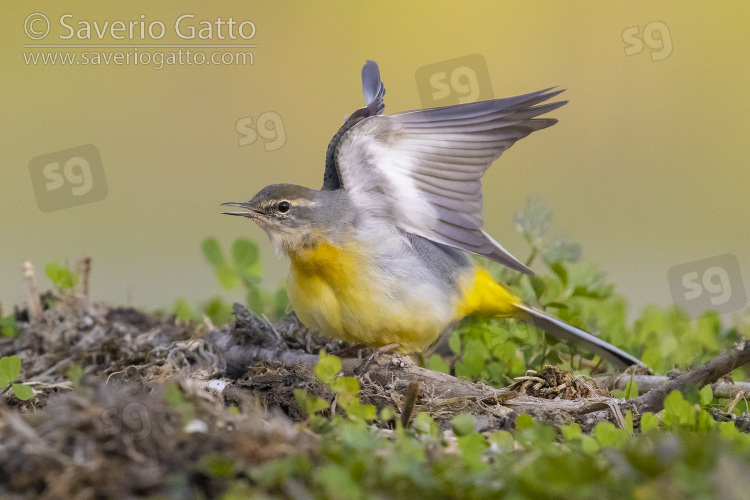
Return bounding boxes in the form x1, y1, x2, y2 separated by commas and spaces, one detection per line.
354, 343, 400, 375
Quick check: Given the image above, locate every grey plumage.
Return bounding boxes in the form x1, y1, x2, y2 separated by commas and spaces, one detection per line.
225, 60, 642, 369
331, 82, 567, 275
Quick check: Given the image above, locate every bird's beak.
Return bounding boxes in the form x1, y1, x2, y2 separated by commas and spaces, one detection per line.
220, 202, 264, 218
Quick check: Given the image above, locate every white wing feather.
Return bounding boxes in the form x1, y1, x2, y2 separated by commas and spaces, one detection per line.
335, 89, 566, 275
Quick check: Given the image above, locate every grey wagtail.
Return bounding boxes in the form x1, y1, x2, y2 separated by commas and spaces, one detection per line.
223, 61, 641, 369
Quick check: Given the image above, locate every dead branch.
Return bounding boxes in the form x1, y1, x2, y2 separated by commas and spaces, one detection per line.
75, 256, 91, 305
22, 261, 42, 320
596, 374, 750, 400
218, 307, 750, 429
626, 340, 750, 415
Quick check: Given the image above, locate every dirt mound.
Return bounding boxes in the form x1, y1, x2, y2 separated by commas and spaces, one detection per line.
0, 298, 322, 498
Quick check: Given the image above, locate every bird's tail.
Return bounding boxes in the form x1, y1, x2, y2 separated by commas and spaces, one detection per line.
512, 303, 643, 370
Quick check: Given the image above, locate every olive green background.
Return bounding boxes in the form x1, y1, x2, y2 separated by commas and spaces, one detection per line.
2, 1, 748, 321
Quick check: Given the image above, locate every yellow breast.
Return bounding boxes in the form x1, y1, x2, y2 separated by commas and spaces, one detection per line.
286, 243, 523, 353
286, 242, 455, 352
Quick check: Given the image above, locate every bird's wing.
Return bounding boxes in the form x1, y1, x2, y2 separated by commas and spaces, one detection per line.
322, 60, 385, 190
334, 88, 567, 274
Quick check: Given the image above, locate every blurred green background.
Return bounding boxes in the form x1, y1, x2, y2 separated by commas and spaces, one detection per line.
2, 1, 748, 321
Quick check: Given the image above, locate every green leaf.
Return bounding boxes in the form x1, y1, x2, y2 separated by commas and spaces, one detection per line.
201, 453, 239, 478
45, 263, 78, 290
67, 364, 83, 386
448, 331, 462, 354
541, 236, 581, 264
428, 354, 451, 374
0, 314, 17, 338
202, 296, 234, 325
379, 407, 396, 422
295, 390, 329, 415
201, 238, 225, 268
514, 196, 551, 241
412, 413, 439, 435
314, 352, 341, 384
489, 430, 514, 451
459, 339, 488, 377
697, 409, 715, 432
245, 287, 265, 314
548, 261, 568, 287
699, 385, 713, 407
245, 287, 264, 313
330, 376, 359, 396
663, 391, 696, 427
640, 412, 659, 432
516, 414, 533, 430
315, 464, 363, 500
594, 421, 628, 448
172, 298, 194, 322
530, 276, 546, 300
457, 433, 488, 470
452, 413, 476, 436
231, 238, 260, 274
625, 410, 634, 435
345, 401, 377, 421
0, 355, 22, 387
624, 378, 639, 400
561, 423, 582, 440
570, 286, 601, 299
719, 421, 740, 440
544, 302, 569, 310
580, 434, 599, 454
215, 265, 240, 290
11, 383, 35, 400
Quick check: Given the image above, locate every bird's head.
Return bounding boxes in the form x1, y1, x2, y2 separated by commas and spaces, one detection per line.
222, 183, 345, 253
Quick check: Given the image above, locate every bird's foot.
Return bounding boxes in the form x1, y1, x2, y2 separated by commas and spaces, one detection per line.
354, 343, 400, 375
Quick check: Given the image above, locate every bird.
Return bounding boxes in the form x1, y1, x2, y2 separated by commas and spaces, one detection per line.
222, 60, 642, 369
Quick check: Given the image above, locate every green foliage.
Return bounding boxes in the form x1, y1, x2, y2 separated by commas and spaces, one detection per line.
165, 200, 750, 496
237, 386, 750, 498
0, 355, 21, 388
200, 237, 289, 322
67, 364, 84, 388
45, 262, 78, 290
314, 351, 341, 384
163, 381, 196, 421
451, 413, 476, 437
0, 306, 17, 338
171, 298, 194, 322
431, 198, 749, 385
200, 453, 241, 479
306, 350, 376, 423
294, 389, 329, 415
170, 237, 289, 325
0, 355, 35, 400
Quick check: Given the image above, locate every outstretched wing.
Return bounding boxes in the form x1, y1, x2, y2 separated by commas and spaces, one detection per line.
322, 60, 385, 190
334, 88, 567, 274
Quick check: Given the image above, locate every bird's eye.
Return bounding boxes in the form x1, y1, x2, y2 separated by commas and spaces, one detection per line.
277, 201, 291, 213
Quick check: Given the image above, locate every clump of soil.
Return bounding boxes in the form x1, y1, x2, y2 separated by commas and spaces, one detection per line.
0, 295, 323, 498
508, 366, 607, 400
